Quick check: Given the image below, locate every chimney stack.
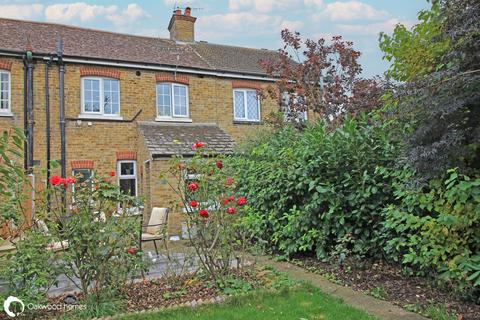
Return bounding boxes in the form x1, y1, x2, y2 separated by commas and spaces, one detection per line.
168, 7, 196, 42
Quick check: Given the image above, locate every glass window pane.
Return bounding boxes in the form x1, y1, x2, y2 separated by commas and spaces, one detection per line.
103, 79, 119, 115
73, 169, 92, 184
156, 83, 171, 117
173, 85, 187, 116
246, 90, 259, 120
83, 79, 100, 113
234, 91, 245, 119
0, 72, 9, 111
120, 162, 135, 176
120, 179, 136, 196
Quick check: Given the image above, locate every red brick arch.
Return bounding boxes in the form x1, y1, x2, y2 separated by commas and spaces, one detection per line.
116, 151, 137, 160
80, 67, 121, 79
0, 60, 12, 71
155, 72, 189, 85
71, 160, 94, 169
231, 80, 262, 90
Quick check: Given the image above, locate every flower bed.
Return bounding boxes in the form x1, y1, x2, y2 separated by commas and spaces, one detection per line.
291, 256, 480, 320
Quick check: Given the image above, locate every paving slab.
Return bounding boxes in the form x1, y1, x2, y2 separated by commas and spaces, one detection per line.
254, 255, 427, 320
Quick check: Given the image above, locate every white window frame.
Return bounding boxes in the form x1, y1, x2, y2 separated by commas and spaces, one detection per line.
0, 71, 11, 116
156, 82, 190, 121
233, 88, 261, 122
117, 160, 137, 197
80, 77, 121, 117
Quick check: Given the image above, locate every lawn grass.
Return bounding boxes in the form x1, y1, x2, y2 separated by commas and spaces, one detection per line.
120, 283, 377, 320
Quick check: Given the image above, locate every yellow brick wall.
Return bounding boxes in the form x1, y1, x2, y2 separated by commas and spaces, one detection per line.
0, 56, 281, 235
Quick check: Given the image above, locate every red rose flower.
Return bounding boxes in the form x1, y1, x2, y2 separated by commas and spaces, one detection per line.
49, 175, 62, 186
216, 160, 223, 169
61, 178, 68, 187
237, 197, 247, 206
192, 142, 205, 150
66, 177, 76, 184
188, 182, 198, 192
226, 207, 235, 214
222, 198, 230, 205
127, 247, 137, 255
228, 195, 235, 202
225, 177, 234, 185
189, 200, 198, 208
109, 171, 116, 177
199, 209, 209, 218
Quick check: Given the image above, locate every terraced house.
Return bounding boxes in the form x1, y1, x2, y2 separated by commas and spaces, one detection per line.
0, 8, 296, 236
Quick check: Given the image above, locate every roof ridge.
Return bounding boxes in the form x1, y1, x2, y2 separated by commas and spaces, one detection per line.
193, 41, 278, 54
0, 17, 172, 42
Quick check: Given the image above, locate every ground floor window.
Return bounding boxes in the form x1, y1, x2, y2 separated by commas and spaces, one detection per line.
72, 168, 93, 200
118, 160, 137, 196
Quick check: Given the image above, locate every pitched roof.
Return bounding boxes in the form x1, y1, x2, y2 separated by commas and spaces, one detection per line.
138, 122, 235, 157
0, 18, 279, 77
0, 18, 210, 70
191, 42, 279, 76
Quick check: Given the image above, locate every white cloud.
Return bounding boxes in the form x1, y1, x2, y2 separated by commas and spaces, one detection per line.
106, 3, 149, 26
45, 3, 117, 22
163, 0, 195, 7
322, 1, 388, 21
304, 0, 324, 9
0, 4, 43, 20
44, 2, 148, 27
337, 18, 413, 36
229, 0, 300, 13
280, 20, 304, 31
197, 12, 291, 41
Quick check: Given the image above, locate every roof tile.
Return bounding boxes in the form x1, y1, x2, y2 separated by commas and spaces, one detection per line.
138, 122, 235, 157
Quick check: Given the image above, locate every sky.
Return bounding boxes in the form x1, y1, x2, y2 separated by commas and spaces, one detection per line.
0, 0, 430, 77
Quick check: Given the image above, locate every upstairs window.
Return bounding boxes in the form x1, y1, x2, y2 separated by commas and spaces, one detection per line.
156, 83, 189, 118
0, 71, 10, 114
233, 89, 260, 122
81, 77, 120, 116
118, 160, 137, 197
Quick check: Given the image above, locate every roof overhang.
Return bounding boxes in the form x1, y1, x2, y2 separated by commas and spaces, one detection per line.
0, 49, 277, 82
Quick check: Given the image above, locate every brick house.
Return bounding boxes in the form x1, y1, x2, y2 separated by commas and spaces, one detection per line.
0, 9, 304, 236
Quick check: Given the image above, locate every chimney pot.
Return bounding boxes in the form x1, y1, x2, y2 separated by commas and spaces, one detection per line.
168, 8, 197, 42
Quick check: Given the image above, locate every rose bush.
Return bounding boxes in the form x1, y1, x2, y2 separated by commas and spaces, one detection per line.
161, 144, 247, 286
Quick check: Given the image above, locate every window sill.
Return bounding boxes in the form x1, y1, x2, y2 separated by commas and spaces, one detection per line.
233, 120, 263, 125
77, 114, 124, 121
0, 112, 13, 118
155, 117, 193, 123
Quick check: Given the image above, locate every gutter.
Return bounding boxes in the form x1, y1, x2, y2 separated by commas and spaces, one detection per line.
0, 49, 276, 82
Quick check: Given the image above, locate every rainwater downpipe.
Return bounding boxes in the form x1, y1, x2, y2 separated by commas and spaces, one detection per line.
23, 50, 34, 171
22, 61, 27, 170
57, 39, 66, 180
45, 56, 52, 209
57, 39, 66, 207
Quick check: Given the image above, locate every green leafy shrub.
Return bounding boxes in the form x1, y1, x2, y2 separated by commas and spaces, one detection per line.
382, 168, 480, 298
0, 231, 60, 306
230, 115, 400, 260
39, 174, 148, 298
